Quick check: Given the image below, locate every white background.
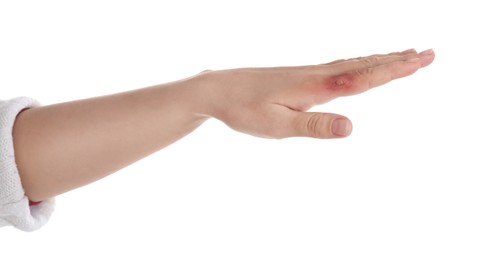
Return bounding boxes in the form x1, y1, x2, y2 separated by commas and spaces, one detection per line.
1, 0, 487, 259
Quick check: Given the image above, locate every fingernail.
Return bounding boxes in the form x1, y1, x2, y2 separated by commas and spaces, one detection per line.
331, 118, 352, 137
419, 49, 435, 67
419, 49, 434, 56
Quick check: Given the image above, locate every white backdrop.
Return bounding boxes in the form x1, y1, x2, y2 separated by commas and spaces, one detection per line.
1, 1, 487, 259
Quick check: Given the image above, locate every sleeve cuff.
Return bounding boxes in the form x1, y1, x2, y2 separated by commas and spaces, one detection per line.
0, 97, 55, 231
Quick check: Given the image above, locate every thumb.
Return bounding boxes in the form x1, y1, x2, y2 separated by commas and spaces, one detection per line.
288, 111, 353, 139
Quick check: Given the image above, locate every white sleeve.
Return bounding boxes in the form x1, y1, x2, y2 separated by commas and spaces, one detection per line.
0, 97, 55, 232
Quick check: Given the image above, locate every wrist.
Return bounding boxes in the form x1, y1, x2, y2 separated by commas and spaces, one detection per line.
185, 70, 224, 121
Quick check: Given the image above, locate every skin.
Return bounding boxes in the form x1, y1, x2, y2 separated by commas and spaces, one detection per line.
12, 49, 435, 202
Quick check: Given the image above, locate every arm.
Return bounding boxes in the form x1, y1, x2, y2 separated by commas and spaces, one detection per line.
13, 49, 435, 202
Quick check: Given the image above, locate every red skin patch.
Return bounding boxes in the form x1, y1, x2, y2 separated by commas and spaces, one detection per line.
311, 73, 357, 104
324, 73, 356, 92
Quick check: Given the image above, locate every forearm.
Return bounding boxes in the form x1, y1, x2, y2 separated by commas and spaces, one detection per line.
13, 75, 209, 201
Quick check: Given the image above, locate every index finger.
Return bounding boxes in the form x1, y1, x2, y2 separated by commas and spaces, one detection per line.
313, 49, 435, 103
320, 48, 418, 66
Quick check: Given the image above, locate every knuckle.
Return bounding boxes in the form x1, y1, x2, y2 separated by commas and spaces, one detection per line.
305, 113, 327, 138
354, 66, 374, 76
359, 56, 380, 68
349, 56, 379, 76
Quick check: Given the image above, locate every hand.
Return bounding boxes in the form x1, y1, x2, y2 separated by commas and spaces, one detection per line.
197, 49, 435, 139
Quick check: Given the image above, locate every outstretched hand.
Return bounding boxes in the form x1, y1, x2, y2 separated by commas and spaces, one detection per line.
197, 49, 435, 139
13, 48, 435, 201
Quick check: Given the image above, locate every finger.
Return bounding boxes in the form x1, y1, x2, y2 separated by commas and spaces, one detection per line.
320, 49, 433, 95
350, 49, 434, 89
357, 58, 423, 90
418, 49, 435, 67
275, 109, 352, 139
326, 51, 420, 75
319, 48, 417, 66
328, 48, 434, 76
293, 111, 352, 139
306, 57, 421, 106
